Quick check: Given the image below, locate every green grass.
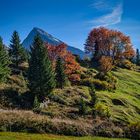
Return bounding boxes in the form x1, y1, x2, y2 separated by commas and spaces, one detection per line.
0, 132, 129, 140
43, 68, 140, 123
0, 68, 139, 138
96, 68, 140, 123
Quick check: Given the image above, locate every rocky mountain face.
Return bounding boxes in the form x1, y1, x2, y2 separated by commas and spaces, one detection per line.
22, 27, 86, 58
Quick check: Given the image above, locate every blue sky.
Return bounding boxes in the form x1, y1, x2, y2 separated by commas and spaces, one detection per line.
0, 0, 140, 50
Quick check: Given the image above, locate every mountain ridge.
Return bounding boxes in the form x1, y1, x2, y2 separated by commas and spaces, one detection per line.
22, 27, 86, 58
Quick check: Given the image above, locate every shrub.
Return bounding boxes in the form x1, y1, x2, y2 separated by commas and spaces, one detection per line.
89, 84, 97, 117
0, 88, 33, 109
95, 72, 118, 90
126, 122, 140, 139
33, 96, 41, 114
79, 98, 87, 115
118, 59, 136, 70
20, 91, 33, 109
93, 120, 124, 138
0, 110, 91, 136
104, 73, 118, 83
95, 103, 111, 118
80, 78, 93, 87
33, 96, 40, 108
93, 79, 110, 90
80, 69, 97, 79
0, 110, 137, 138
0, 88, 20, 108
48, 93, 68, 105
99, 56, 113, 74
80, 73, 88, 79
80, 78, 112, 91
7, 74, 28, 93
89, 84, 96, 107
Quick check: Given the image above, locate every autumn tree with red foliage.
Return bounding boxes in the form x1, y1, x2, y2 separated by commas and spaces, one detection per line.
46, 43, 81, 83
85, 27, 135, 66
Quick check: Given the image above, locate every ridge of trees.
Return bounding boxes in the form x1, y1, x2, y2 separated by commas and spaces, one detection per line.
0, 27, 139, 104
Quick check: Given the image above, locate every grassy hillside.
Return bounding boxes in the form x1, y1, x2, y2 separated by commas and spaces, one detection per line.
96, 68, 140, 123
46, 68, 140, 124
0, 68, 140, 138
0, 132, 129, 140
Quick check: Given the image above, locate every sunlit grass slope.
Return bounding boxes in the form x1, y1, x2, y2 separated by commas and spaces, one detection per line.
97, 68, 140, 123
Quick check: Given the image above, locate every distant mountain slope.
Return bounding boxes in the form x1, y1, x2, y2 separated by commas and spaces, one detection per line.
22, 27, 86, 58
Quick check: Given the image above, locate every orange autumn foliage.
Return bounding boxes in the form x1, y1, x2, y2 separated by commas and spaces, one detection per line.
99, 56, 113, 74
46, 43, 81, 82
85, 27, 135, 64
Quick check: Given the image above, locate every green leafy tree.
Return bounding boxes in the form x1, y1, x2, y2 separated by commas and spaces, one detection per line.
9, 31, 27, 68
0, 37, 11, 83
55, 56, 66, 89
28, 35, 56, 102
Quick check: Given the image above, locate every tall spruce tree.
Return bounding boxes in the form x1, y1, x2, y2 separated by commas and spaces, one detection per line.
28, 35, 56, 102
55, 57, 66, 89
0, 37, 11, 83
136, 49, 140, 65
9, 31, 27, 68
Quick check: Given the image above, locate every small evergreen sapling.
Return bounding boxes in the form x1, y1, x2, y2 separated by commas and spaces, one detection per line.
33, 96, 41, 114
33, 96, 40, 109
90, 83, 96, 107
79, 98, 87, 115
89, 84, 97, 117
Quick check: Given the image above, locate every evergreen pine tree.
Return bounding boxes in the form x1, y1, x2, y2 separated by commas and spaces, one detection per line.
33, 96, 41, 113
89, 84, 96, 107
9, 31, 27, 68
55, 56, 66, 89
28, 35, 56, 102
89, 83, 97, 117
33, 96, 40, 109
79, 98, 87, 115
0, 37, 11, 83
136, 49, 140, 65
